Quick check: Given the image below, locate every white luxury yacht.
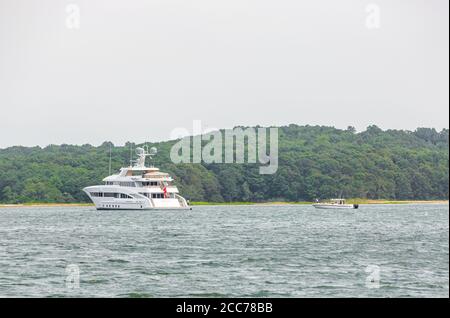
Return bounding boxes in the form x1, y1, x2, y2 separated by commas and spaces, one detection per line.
83, 147, 190, 210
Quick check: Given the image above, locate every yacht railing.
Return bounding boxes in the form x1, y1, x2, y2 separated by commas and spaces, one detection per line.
175, 194, 188, 207
134, 193, 154, 207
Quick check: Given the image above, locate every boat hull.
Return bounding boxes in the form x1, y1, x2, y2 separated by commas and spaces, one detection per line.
92, 201, 191, 211
96, 207, 191, 211
83, 187, 191, 211
312, 204, 358, 209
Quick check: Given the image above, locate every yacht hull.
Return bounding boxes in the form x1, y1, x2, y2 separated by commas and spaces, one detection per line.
96, 207, 191, 211
83, 187, 191, 211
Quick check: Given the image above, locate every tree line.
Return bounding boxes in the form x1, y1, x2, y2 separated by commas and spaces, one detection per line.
0, 125, 448, 203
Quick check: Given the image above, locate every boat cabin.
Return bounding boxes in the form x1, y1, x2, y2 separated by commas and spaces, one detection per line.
330, 199, 346, 205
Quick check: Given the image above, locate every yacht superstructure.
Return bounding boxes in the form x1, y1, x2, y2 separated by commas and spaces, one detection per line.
83, 147, 190, 210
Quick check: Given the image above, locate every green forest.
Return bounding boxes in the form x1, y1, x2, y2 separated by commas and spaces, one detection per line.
0, 125, 448, 204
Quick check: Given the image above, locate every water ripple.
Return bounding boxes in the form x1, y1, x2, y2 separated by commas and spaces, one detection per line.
0, 204, 448, 297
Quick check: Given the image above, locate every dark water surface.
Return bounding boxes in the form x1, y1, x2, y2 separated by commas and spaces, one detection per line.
0, 204, 448, 297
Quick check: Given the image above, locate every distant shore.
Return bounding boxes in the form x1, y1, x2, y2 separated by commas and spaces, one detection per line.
190, 200, 449, 206
0, 200, 448, 208
0, 203, 93, 208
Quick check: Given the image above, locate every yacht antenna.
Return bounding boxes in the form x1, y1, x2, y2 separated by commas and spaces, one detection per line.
144, 143, 148, 166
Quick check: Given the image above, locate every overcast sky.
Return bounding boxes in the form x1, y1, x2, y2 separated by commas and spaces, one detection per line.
0, 0, 448, 148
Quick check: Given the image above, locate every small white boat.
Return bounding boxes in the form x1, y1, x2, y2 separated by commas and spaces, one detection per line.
312, 199, 359, 209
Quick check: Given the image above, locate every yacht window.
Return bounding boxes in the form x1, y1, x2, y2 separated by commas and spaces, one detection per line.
142, 181, 158, 186
100, 192, 132, 198
119, 182, 135, 187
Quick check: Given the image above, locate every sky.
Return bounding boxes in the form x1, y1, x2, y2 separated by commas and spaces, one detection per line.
0, 0, 448, 148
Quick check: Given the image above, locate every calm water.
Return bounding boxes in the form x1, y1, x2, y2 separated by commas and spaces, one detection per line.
0, 204, 448, 298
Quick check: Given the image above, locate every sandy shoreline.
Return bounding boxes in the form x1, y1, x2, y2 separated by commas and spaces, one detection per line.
196, 200, 449, 206
0, 203, 94, 208
0, 200, 448, 208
